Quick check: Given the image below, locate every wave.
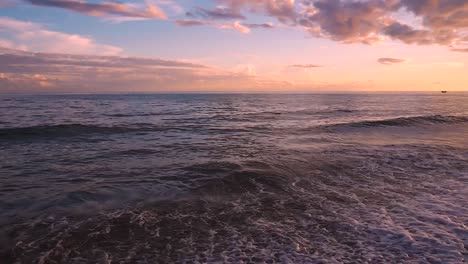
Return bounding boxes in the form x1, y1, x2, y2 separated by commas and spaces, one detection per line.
292, 108, 358, 116
247, 109, 357, 118
326, 115, 468, 130
0, 123, 162, 139
184, 161, 292, 196
106, 113, 162, 117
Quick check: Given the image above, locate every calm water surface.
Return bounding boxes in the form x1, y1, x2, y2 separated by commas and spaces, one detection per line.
0, 93, 467, 263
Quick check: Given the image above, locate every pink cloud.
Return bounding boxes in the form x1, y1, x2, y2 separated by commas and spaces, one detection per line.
218, 21, 251, 33
290, 64, 323, 68
24, 0, 167, 20
0, 0, 15, 7
174, 19, 209, 27
191, 0, 468, 50
186, 6, 246, 20
0, 47, 289, 93
295, 0, 468, 51
174, 19, 272, 33
0, 17, 122, 55
216, 0, 296, 22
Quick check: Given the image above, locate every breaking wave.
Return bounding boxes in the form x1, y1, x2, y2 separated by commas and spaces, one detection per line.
2, 145, 467, 263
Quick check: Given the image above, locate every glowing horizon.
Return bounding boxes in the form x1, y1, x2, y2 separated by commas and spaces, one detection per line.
1, 0, 467, 92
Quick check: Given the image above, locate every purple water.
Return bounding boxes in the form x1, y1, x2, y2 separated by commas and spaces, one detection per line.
0, 93, 467, 263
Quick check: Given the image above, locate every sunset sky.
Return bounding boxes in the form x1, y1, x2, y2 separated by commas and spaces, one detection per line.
0, 0, 467, 93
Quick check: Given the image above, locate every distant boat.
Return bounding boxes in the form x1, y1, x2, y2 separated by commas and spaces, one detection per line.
441, 91, 447, 93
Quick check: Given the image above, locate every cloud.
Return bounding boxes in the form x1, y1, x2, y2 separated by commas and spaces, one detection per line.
398, 0, 468, 31
154, 0, 183, 15
0, 47, 286, 93
298, 0, 395, 44
174, 19, 208, 27
0, 47, 206, 69
382, 22, 436, 45
377, 58, 406, 65
24, 0, 167, 20
218, 21, 251, 33
294, 0, 468, 49
263, 0, 296, 22
25, 0, 463, 50
0, 39, 25, 49
174, 19, 272, 33
383, 0, 468, 47
451, 48, 468, 53
0, 72, 56, 93
183, 0, 467, 50
216, 0, 296, 23
382, 21, 458, 46
184, 0, 295, 26
290, 64, 323, 68
0, 17, 122, 55
186, 6, 245, 20
0, 0, 15, 7
244, 22, 274, 28
233, 64, 256, 75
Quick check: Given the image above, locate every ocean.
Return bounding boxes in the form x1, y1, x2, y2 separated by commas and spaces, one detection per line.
0, 93, 467, 263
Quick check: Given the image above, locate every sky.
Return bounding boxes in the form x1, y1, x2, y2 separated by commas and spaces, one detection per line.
0, 0, 467, 93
